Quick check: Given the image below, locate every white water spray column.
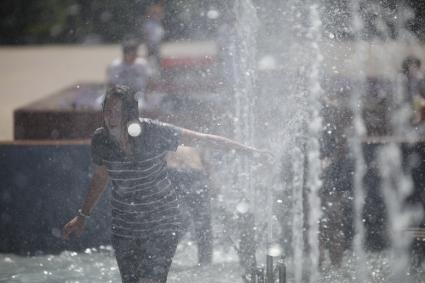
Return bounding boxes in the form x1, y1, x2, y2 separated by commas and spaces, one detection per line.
350, 1, 368, 281
306, 4, 324, 283
375, 6, 424, 279
232, 0, 258, 207
231, 0, 259, 273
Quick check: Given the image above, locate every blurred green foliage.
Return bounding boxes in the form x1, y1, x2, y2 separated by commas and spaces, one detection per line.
1, 0, 425, 45
0, 0, 158, 44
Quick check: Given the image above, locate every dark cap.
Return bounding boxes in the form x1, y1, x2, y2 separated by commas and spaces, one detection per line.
402, 55, 421, 74
121, 39, 139, 54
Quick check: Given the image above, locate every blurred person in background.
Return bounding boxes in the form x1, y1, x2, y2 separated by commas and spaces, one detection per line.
142, 4, 165, 74
63, 85, 271, 283
167, 147, 213, 265
401, 55, 425, 123
107, 39, 151, 107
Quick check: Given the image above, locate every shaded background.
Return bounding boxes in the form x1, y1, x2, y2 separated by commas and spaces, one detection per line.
1, 0, 225, 44
2, 0, 425, 45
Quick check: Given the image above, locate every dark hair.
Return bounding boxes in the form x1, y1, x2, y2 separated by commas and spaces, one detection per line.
102, 84, 139, 121
121, 39, 139, 54
102, 84, 140, 155
402, 55, 421, 74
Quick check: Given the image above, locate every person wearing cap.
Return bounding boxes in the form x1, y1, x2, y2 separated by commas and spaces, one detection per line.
401, 55, 425, 123
107, 39, 150, 105
63, 85, 271, 283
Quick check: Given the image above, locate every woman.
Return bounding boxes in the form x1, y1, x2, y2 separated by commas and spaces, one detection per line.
63, 85, 269, 283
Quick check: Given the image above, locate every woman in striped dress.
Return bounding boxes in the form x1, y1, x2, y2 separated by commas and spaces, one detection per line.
63, 85, 269, 283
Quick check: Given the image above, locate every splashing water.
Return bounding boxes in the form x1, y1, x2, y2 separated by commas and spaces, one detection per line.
4, 1, 425, 283
306, 5, 324, 283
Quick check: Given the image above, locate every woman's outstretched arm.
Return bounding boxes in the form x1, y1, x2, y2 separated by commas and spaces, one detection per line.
179, 128, 271, 158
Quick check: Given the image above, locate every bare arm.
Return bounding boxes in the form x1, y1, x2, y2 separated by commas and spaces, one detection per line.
79, 165, 109, 215
180, 128, 264, 157
63, 164, 109, 239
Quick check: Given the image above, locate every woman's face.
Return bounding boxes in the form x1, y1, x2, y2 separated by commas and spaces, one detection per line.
103, 96, 124, 133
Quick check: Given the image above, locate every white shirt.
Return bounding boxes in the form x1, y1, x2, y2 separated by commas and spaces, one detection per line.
142, 19, 164, 46
107, 57, 150, 95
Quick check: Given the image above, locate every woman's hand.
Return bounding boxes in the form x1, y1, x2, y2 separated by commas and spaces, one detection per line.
62, 165, 109, 241
63, 216, 86, 240
253, 148, 274, 161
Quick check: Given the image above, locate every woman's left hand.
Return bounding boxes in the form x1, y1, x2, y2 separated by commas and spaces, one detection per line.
252, 148, 275, 165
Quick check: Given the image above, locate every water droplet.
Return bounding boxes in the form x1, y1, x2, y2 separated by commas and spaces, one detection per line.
128, 122, 142, 137
207, 10, 220, 19
236, 201, 249, 214
268, 244, 282, 257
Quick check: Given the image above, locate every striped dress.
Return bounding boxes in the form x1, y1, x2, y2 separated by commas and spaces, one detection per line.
91, 118, 184, 238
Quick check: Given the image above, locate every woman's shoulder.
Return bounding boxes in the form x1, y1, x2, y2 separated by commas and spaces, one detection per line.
93, 127, 107, 137
139, 117, 160, 129
91, 127, 109, 144
139, 117, 175, 128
